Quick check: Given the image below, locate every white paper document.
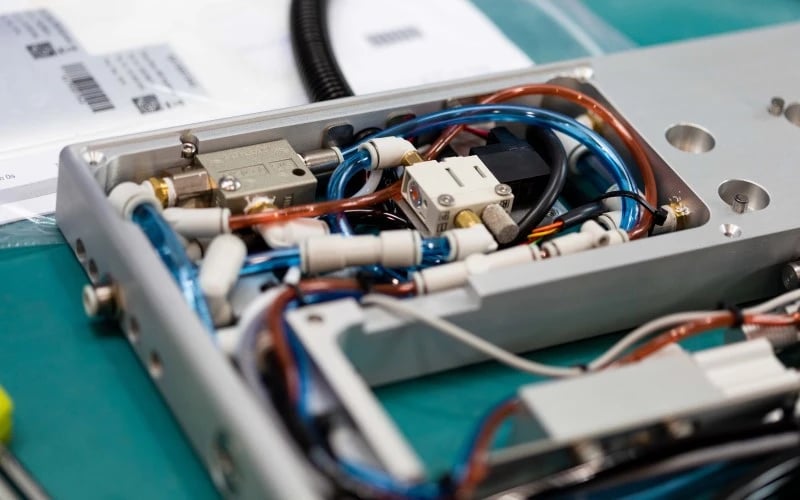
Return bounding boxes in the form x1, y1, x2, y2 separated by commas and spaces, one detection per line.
0, 0, 532, 225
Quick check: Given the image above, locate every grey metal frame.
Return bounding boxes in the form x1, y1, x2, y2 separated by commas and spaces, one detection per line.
56, 23, 800, 498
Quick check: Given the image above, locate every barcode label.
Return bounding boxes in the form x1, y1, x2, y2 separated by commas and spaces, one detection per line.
366, 27, 422, 47
62, 63, 114, 112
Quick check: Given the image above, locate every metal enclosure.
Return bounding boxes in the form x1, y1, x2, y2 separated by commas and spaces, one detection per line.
56, 24, 800, 498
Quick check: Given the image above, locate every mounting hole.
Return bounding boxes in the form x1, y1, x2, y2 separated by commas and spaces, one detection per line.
127, 316, 140, 344
785, 103, 800, 127
292, 168, 306, 176
665, 123, 715, 153
87, 259, 99, 282
307, 313, 323, 323
81, 149, 107, 166
718, 179, 770, 212
75, 238, 87, 261
720, 223, 742, 239
148, 351, 163, 378
211, 431, 239, 494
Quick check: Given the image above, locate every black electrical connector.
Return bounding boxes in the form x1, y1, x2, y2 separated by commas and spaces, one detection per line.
470, 127, 551, 205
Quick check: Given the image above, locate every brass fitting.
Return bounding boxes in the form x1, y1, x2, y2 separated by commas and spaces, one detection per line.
401, 150, 425, 166
146, 177, 171, 208
454, 209, 481, 229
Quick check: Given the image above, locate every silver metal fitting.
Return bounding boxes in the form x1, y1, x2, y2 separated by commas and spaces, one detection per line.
437, 194, 454, 207
494, 184, 513, 196
82, 284, 118, 318
219, 175, 241, 192
181, 142, 197, 158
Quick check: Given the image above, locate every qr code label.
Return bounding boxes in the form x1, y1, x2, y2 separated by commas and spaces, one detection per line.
26, 42, 56, 59
132, 94, 162, 114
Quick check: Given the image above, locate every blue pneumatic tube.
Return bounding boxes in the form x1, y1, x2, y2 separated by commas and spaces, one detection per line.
334, 104, 640, 230
131, 203, 215, 332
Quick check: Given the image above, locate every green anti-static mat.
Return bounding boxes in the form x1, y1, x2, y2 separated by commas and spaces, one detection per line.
3, 2, 800, 497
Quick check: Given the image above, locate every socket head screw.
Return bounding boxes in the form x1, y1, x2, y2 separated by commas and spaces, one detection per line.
219, 175, 241, 192
437, 194, 455, 207
181, 142, 197, 158
495, 184, 513, 196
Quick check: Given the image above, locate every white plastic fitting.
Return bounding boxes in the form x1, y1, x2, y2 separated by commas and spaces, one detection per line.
445, 225, 498, 261
163, 207, 231, 239
413, 244, 540, 294
597, 211, 622, 231
541, 220, 628, 257
199, 234, 247, 326
301, 230, 422, 274
259, 218, 330, 248
557, 114, 593, 174
650, 204, 679, 235
359, 137, 416, 170
107, 182, 161, 219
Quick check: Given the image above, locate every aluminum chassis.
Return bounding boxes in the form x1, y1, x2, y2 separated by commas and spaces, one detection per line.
56, 24, 800, 499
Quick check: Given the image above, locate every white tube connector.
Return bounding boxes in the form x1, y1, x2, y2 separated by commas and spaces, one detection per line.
199, 234, 247, 326
650, 204, 679, 235
359, 137, 416, 170
541, 220, 628, 257
557, 114, 593, 174
163, 207, 231, 239
301, 230, 422, 274
107, 182, 161, 219
413, 244, 541, 294
259, 218, 330, 248
445, 225, 498, 261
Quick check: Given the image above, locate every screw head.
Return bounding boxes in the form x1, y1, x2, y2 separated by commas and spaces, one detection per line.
181, 142, 197, 158
495, 184, 512, 196
769, 96, 785, 116
437, 194, 454, 207
219, 175, 241, 192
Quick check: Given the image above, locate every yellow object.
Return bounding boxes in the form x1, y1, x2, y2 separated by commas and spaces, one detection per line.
0, 386, 12, 443
454, 209, 481, 229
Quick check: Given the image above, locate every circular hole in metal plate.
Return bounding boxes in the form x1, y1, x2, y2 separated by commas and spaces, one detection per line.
665, 123, 715, 153
75, 238, 87, 261
148, 350, 163, 378
128, 316, 140, 344
720, 223, 742, 239
87, 258, 99, 282
718, 179, 770, 212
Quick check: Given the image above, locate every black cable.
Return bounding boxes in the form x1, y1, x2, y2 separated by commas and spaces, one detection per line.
341, 209, 413, 232
289, 0, 353, 102
554, 190, 668, 231
716, 450, 800, 500
535, 418, 800, 498
515, 127, 568, 239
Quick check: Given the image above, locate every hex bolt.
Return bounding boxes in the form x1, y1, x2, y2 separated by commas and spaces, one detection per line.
219, 175, 241, 192
732, 193, 749, 213
82, 284, 117, 318
437, 194, 455, 207
495, 184, 513, 196
769, 97, 785, 116
181, 142, 197, 158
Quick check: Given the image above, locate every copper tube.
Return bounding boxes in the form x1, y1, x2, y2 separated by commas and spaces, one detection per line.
229, 182, 402, 230
425, 84, 658, 240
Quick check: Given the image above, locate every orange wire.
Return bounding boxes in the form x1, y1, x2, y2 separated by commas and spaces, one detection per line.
457, 399, 522, 498
425, 84, 657, 240
230, 183, 403, 230
266, 279, 416, 402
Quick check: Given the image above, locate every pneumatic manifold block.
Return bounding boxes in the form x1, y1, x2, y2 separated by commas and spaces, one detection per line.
400, 155, 515, 237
